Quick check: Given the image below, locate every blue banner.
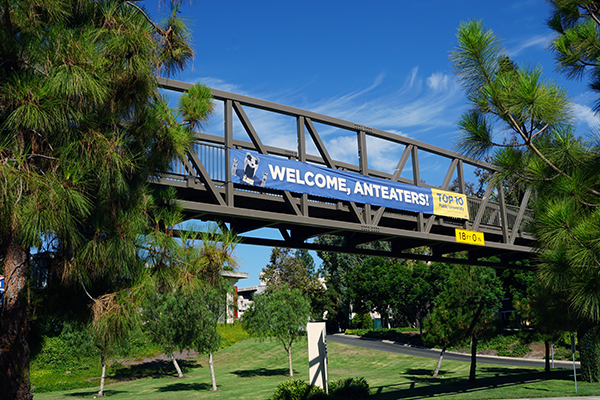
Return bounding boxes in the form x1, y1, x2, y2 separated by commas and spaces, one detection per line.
230, 149, 469, 219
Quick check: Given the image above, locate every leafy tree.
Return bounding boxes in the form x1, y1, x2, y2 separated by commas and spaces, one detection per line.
89, 292, 137, 397
142, 285, 225, 379
345, 257, 400, 328
0, 1, 201, 397
262, 247, 328, 321
425, 265, 503, 381
190, 230, 238, 391
141, 208, 238, 390
391, 261, 449, 334
450, 19, 600, 382
315, 235, 391, 330
424, 296, 466, 378
242, 286, 311, 377
262, 248, 318, 293
514, 281, 574, 373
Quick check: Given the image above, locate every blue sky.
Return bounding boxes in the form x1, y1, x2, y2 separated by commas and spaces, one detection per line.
148, 0, 600, 286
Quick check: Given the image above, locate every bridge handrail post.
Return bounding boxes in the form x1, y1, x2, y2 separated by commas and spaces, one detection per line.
412, 146, 424, 232
498, 183, 510, 244
225, 99, 234, 207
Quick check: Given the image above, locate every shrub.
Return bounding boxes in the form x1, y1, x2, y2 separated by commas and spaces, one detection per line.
271, 379, 326, 400
217, 322, 250, 349
329, 377, 369, 399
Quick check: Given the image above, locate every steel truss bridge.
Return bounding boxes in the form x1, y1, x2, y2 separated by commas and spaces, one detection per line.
155, 78, 535, 269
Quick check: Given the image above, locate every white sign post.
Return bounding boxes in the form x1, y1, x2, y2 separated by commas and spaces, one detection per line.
307, 322, 328, 393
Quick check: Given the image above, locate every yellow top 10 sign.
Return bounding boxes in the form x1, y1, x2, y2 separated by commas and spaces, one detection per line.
431, 189, 469, 219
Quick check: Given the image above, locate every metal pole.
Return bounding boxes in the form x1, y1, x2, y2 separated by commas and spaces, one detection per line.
571, 332, 577, 393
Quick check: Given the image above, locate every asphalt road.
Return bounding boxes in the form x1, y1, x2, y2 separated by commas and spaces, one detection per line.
326, 333, 579, 370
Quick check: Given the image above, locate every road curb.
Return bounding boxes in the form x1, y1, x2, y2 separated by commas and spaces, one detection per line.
331, 333, 580, 368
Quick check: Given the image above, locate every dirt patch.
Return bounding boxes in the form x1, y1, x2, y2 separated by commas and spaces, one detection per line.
116, 349, 199, 367
452, 342, 547, 359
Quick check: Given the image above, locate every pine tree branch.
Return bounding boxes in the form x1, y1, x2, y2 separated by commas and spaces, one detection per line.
502, 113, 600, 198
582, 4, 600, 27
125, 1, 165, 36
80, 274, 95, 302
530, 123, 549, 140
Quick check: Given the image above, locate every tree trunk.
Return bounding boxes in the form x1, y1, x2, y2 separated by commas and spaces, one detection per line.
544, 340, 551, 373
287, 346, 294, 377
171, 353, 183, 378
432, 346, 446, 377
469, 336, 478, 382
209, 350, 217, 391
0, 239, 32, 400
98, 353, 106, 398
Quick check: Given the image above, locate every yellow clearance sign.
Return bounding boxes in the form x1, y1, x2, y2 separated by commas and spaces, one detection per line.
431, 189, 469, 219
455, 229, 485, 246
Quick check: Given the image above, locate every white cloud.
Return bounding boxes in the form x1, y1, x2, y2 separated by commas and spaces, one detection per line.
426, 72, 450, 91
308, 68, 463, 135
194, 77, 243, 94
508, 34, 553, 57
405, 67, 421, 91
327, 136, 358, 165
574, 102, 600, 129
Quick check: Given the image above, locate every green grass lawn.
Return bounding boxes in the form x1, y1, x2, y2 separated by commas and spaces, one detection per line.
34, 338, 600, 399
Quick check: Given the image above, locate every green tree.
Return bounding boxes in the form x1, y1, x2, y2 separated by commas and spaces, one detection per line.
242, 286, 311, 377
548, 0, 600, 111
0, 1, 198, 397
90, 292, 137, 397
392, 261, 449, 335
141, 208, 238, 390
191, 230, 238, 391
345, 257, 400, 328
262, 247, 327, 321
450, 19, 600, 382
424, 296, 466, 378
142, 285, 225, 379
315, 235, 390, 330
426, 265, 503, 381
514, 281, 574, 373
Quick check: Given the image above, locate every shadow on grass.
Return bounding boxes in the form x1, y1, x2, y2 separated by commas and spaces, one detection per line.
230, 367, 290, 378
67, 389, 126, 397
158, 382, 212, 392
111, 359, 202, 381
371, 367, 573, 399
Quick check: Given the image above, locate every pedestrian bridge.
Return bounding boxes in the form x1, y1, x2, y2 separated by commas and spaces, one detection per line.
154, 78, 535, 269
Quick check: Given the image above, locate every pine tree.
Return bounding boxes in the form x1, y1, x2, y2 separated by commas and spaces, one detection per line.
0, 1, 200, 398
450, 20, 600, 381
